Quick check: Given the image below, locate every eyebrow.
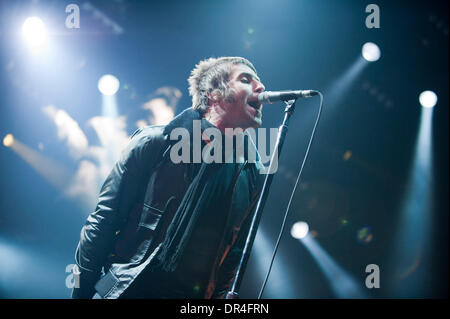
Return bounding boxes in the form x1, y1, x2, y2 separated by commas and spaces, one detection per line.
239, 72, 261, 83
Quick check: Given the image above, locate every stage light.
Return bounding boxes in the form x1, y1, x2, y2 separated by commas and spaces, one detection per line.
142, 98, 175, 125
419, 90, 437, 108
290, 221, 309, 239
98, 74, 120, 96
343, 150, 352, 161
253, 229, 297, 297
301, 235, 367, 298
3, 134, 14, 147
362, 42, 381, 62
22, 17, 48, 50
389, 98, 434, 297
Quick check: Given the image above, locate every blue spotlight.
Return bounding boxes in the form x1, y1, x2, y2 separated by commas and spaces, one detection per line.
252, 229, 296, 298
362, 42, 381, 62
389, 103, 434, 297
300, 235, 367, 298
323, 57, 367, 109
419, 90, 438, 108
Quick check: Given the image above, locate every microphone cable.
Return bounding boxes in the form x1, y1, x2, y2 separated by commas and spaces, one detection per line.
257, 92, 324, 299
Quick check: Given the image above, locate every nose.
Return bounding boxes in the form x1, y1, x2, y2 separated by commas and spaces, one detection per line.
254, 80, 265, 93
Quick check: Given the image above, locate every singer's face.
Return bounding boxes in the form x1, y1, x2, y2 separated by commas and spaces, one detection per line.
220, 63, 265, 130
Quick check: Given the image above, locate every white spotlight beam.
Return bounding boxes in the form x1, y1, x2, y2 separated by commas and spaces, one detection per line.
389, 105, 434, 297
300, 235, 367, 298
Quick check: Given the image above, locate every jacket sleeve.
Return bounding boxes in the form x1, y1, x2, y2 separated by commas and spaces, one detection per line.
72, 126, 165, 298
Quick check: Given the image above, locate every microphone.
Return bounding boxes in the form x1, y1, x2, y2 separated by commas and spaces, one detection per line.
257, 90, 319, 104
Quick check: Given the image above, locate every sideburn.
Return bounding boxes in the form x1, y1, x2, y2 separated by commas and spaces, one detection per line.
224, 88, 237, 103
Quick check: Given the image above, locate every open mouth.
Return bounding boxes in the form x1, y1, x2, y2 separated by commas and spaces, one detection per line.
247, 100, 262, 110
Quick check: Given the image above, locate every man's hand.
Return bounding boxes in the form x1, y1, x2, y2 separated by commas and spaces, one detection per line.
71, 264, 100, 299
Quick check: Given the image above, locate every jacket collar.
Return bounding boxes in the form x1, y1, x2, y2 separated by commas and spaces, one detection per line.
162, 107, 262, 164
163, 107, 202, 136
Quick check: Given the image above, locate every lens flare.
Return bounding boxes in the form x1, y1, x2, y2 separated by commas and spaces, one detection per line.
357, 226, 373, 244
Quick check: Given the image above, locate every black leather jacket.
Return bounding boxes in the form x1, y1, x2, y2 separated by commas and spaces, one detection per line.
72, 108, 264, 299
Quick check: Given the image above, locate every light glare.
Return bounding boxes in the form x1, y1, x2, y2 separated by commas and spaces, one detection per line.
98, 75, 120, 96
362, 42, 381, 62
3, 134, 14, 147
291, 221, 309, 239
22, 17, 48, 50
419, 90, 437, 108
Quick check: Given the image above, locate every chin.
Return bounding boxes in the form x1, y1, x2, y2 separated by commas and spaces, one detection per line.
239, 109, 262, 129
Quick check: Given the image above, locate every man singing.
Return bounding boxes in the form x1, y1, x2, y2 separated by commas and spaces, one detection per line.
72, 56, 266, 299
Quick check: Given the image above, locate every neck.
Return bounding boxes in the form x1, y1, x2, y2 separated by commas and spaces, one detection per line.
203, 105, 232, 133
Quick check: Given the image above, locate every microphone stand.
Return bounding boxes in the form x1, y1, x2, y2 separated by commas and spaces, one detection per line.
226, 99, 298, 299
